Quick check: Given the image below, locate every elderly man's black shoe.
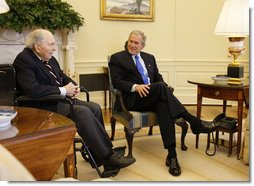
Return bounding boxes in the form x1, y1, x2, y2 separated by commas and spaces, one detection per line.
192, 121, 221, 134
104, 150, 135, 169
166, 157, 181, 176
102, 165, 120, 177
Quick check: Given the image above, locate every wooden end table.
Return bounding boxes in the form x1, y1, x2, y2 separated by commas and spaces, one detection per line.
0, 106, 77, 180
188, 79, 249, 158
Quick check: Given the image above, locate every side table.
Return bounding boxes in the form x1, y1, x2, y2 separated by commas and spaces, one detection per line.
188, 79, 249, 158
0, 106, 77, 180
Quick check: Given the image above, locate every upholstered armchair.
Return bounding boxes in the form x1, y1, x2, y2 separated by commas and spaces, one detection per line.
108, 68, 189, 158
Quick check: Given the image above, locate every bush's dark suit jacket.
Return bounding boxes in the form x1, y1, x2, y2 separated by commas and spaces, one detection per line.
109, 50, 187, 149
13, 48, 76, 111
109, 50, 167, 110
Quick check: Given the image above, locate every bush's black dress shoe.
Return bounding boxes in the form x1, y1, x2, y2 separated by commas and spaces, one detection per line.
165, 157, 181, 176
191, 121, 221, 134
104, 150, 136, 169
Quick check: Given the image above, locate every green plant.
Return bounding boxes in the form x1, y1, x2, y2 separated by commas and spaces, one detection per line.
0, 0, 85, 33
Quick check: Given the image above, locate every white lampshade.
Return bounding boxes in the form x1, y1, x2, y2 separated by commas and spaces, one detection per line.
0, 0, 9, 14
214, 0, 249, 36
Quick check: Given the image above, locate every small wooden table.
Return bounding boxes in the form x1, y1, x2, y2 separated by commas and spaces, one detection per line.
0, 106, 77, 180
188, 79, 249, 158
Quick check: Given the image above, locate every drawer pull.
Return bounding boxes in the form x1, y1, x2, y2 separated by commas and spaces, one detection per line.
215, 91, 220, 96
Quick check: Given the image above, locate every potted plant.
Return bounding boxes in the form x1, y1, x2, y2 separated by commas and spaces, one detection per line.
0, 0, 85, 33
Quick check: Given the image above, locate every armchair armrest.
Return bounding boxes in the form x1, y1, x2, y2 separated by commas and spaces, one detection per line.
17, 88, 91, 120
17, 94, 67, 102
80, 86, 89, 102
16, 86, 90, 103
168, 86, 174, 93
16, 94, 74, 118
110, 85, 174, 122
110, 88, 133, 121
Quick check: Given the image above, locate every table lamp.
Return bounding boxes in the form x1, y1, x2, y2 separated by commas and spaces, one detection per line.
0, 0, 9, 14
214, 0, 249, 84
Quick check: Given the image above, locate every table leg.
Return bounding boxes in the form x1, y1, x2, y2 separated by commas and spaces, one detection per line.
196, 86, 202, 149
228, 133, 233, 157
221, 100, 227, 135
237, 99, 244, 159
223, 100, 227, 114
64, 152, 76, 179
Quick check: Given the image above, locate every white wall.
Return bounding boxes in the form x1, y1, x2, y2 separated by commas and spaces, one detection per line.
66, 0, 250, 106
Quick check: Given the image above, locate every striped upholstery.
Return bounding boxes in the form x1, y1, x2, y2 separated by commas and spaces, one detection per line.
112, 110, 186, 129
111, 105, 158, 129
128, 111, 158, 128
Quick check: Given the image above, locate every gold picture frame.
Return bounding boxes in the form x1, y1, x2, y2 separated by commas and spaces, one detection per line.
100, 0, 154, 22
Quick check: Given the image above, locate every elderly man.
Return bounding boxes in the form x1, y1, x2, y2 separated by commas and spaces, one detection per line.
13, 29, 135, 173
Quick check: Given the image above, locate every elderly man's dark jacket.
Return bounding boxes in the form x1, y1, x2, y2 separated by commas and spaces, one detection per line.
13, 48, 76, 111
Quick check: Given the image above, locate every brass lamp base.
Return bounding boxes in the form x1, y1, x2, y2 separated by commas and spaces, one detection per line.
227, 77, 244, 85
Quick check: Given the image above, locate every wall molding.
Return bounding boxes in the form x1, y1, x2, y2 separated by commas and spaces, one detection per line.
76, 59, 249, 107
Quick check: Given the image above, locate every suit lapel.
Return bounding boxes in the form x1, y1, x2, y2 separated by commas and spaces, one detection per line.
125, 53, 144, 83
25, 48, 60, 86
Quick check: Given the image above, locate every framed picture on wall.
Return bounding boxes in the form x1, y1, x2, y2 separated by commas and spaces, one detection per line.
100, 0, 154, 22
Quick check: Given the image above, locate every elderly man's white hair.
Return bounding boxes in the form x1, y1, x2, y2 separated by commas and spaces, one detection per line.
25, 29, 53, 49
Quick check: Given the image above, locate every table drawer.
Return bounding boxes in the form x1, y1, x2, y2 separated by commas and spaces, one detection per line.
199, 87, 241, 100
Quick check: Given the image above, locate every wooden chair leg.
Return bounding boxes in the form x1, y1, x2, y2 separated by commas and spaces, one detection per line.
196, 134, 199, 149
124, 127, 139, 158
176, 121, 188, 151
110, 117, 116, 140
148, 126, 153, 135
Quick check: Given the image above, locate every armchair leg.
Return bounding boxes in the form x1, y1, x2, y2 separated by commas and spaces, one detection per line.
176, 121, 188, 151
124, 127, 140, 158
110, 117, 116, 141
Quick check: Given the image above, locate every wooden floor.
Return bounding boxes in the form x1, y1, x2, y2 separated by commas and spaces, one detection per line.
54, 105, 249, 182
